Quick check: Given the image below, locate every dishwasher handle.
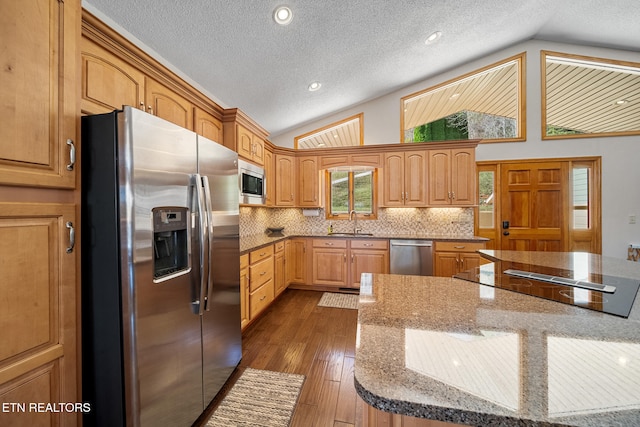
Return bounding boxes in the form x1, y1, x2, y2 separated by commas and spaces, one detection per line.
390, 242, 433, 247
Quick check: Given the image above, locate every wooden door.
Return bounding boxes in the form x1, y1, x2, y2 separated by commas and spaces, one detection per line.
275, 154, 295, 206
0, 0, 78, 189
428, 149, 451, 205
434, 252, 459, 277
252, 135, 265, 166
450, 148, 476, 205
312, 247, 348, 287
264, 148, 275, 206
351, 250, 389, 288
81, 37, 146, 115
404, 151, 427, 206
297, 156, 319, 207
236, 124, 254, 160
382, 153, 405, 206
0, 203, 77, 426
145, 78, 193, 130
500, 161, 568, 251
194, 107, 223, 143
289, 238, 308, 284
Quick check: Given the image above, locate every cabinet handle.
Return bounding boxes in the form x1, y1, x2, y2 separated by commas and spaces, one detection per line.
66, 139, 75, 171
260, 295, 266, 301
260, 271, 266, 276
344, 254, 346, 262
66, 221, 75, 254
148, 105, 153, 115
351, 254, 354, 263
454, 245, 465, 249
140, 101, 145, 111
364, 243, 373, 247
451, 192, 456, 200
260, 252, 266, 256
325, 242, 334, 246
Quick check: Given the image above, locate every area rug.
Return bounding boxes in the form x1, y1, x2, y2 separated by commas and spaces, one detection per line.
206, 368, 305, 427
317, 292, 359, 310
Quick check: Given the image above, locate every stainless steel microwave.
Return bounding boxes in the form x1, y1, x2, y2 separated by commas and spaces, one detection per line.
238, 159, 265, 205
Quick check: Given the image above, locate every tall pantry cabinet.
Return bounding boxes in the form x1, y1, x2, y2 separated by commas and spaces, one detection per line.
0, 1, 80, 426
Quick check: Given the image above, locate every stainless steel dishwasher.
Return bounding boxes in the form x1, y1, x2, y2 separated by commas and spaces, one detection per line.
390, 240, 433, 276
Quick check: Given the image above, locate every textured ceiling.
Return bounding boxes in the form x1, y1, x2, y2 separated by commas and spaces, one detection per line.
83, 0, 640, 138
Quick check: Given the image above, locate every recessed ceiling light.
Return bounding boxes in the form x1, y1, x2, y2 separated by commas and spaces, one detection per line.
614, 99, 630, 106
273, 6, 293, 25
308, 81, 321, 91
425, 31, 442, 45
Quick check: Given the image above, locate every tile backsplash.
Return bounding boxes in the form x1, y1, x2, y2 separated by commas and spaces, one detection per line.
239, 207, 474, 237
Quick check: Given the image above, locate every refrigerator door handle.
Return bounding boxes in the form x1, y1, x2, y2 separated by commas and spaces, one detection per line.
193, 173, 209, 315
201, 175, 215, 311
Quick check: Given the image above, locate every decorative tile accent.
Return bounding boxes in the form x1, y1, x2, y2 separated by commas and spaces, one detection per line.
240, 207, 474, 238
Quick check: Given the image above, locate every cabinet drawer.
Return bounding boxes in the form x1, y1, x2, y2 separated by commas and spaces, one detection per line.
249, 257, 274, 291
240, 253, 249, 270
350, 239, 388, 250
434, 241, 486, 252
250, 245, 274, 264
249, 279, 274, 319
274, 241, 285, 252
312, 238, 347, 248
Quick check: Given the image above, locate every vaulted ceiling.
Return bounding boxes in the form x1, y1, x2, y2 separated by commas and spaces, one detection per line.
83, 0, 640, 138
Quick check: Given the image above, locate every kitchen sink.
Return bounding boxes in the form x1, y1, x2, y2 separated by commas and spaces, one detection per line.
327, 232, 374, 236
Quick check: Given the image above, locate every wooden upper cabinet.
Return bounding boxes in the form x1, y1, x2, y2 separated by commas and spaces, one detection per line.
145, 78, 193, 130
235, 124, 265, 165
81, 37, 145, 114
382, 151, 427, 206
194, 107, 223, 143
0, 0, 79, 189
275, 154, 295, 206
428, 148, 476, 206
297, 156, 319, 207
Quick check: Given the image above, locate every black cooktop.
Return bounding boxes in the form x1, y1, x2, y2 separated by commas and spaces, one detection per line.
454, 261, 640, 318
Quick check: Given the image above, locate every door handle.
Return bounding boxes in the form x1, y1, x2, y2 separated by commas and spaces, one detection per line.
503, 231, 510, 236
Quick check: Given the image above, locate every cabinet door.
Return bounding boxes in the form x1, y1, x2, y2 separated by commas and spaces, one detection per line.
81, 37, 146, 115
450, 148, 476, 205
264, 148, 275, 206
289, 239, 308, 284
0, 0, 78, 189
252, 135, 265, 166
145, 78, 193, 130
312, 247, 348, 287
459, 252, 481, 272
240, 262, 249, 330
404, 151, 427, 206
297, 156, 319, 207
194, 107, 223, 143
382, 153, 405, 206
274, 249, 286, 296
434, 252, 459, 277
351, 250, 389, 288
275, 154, 295, 206
0, 203, 77, 426
428, 149, 452, 205
236, 124, 254, 160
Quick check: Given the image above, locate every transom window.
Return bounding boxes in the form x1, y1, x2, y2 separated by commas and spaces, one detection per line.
325, 168, 377, 219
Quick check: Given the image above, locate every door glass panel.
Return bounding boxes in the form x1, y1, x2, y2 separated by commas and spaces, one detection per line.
353, 170, 373, 214
329, 171, 349, 214
572, 167, 590, 229
478, 170, 495, 229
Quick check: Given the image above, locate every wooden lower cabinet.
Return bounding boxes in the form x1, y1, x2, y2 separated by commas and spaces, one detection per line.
433, 241, 486, 277
288, 238, 309, 285
274, 241, 286, 296
240, 254, 249, 329
312, 239, 349, 287
0, 203, 78, 426
350, 240, 389, 288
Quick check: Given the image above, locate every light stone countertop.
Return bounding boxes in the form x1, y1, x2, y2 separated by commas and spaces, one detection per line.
239, 232, 487, 254
354, 251, 640, 426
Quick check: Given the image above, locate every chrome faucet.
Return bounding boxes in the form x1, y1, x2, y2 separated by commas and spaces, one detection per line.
349, 210, 361, 234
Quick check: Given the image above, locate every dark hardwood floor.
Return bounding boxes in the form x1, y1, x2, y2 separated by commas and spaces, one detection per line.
195, 289, 360, 427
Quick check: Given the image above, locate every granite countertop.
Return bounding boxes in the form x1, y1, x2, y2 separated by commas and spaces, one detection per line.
354, 251, 640, 426
240, 233, 487, 254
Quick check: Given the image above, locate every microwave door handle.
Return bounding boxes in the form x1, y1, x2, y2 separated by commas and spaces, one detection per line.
201, 176, 215, 311
193, 173, 209, 316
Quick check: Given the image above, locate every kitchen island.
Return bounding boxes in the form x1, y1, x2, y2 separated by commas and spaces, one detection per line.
354, 251, 640, 426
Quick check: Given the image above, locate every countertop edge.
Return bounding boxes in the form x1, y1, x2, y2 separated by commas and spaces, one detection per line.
240, 233, 488, 254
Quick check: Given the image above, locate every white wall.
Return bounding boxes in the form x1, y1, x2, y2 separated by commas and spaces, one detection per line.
271, 40, 640, 259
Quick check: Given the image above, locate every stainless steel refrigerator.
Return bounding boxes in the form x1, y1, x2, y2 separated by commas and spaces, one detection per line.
81, 106, 241, 427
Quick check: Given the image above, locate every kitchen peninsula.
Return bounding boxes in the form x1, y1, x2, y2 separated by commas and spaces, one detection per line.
354, 251, 640, 426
